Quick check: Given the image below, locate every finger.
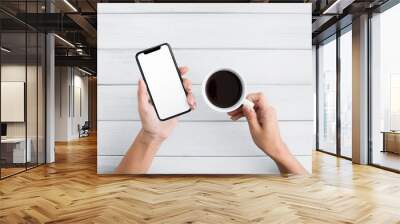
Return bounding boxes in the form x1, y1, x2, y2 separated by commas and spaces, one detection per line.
229, 92, 266, 116
179, 66, 189, 76
227, 107, 243, 116
182, 78, 192, 93
231, 116, 243, 121
246, 92, 268, 109
229, 111, 243, 119
138, 79, 150, 109
243, 104, 261, 132
187, 92, 196, 110
230, 112, 244, 121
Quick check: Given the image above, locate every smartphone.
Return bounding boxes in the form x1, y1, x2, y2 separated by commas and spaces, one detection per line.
135, 43, 191, 121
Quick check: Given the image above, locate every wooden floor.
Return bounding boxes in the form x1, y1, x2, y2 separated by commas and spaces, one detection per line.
372, 151, 400, 171
1, 135, 400, 223
0, 167, 26, 178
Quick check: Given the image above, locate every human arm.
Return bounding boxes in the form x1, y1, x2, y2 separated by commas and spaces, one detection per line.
228, 93, 308, 175
114, 67, 195, 174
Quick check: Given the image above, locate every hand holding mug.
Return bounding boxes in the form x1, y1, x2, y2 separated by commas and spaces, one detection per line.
201, 68, 306, 174
228, 92, 307, 175
227, 93, 285, 160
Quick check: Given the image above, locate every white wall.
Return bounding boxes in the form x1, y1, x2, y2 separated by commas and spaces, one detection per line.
55, 67, 69, 141
97, 3, 313, 174
70, 73, 89, 138
55, 67, 89, 141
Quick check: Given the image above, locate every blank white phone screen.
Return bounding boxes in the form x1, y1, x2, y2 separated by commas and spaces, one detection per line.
137, 45, 189, 120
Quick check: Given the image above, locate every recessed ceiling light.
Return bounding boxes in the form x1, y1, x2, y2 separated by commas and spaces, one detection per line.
323, 0, 354, 15
78, 67, 93, 76
63, 0, 78, 12
54, 34, 75, 48
1, 47, 11, 53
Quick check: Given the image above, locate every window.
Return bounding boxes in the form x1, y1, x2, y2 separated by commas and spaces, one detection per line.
339, 29, 352, 158
390, 74, 400, 130
317, 26, 353, 159
318, 37, 337, 154
370, 3, 400, 171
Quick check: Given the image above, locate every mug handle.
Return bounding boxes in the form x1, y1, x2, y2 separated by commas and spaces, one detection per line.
242, 99, 255, 110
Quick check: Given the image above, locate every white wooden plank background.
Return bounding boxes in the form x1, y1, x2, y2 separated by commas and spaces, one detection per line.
98, 155, 312, 174
98, 13, 311, 49
98, 49, 313, 85
98, 121, 313, 156
97, 3, 312, 174
98, 85, 313, 121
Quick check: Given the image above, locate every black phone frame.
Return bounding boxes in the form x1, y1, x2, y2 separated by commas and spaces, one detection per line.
135, 43, 191, 121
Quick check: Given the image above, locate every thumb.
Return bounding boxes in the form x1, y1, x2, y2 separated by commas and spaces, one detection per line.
243, 105, 260, 132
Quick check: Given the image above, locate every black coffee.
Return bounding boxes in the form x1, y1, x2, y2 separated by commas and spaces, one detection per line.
205, 70, 243, 108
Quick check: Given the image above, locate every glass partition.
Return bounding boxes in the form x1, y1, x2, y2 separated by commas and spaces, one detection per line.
1, 31, 28, 177
0, 1, 46, 179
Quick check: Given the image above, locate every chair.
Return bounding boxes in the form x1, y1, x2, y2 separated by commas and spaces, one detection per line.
79, 121, 90, 138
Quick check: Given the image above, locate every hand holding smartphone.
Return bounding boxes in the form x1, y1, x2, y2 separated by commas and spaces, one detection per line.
136, 43, 191, 121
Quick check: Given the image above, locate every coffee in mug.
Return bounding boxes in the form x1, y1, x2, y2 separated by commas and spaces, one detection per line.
202, 69, 254, 113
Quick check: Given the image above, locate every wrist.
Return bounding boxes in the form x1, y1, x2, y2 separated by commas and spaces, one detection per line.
139, 129, 166, 145
129, 129, 164, 160
268, 141, 291, 163
117, 129, 163, 174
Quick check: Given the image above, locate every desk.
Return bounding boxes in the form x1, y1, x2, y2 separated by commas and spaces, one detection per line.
382, 131, 400, 155
1, 138, 31, 163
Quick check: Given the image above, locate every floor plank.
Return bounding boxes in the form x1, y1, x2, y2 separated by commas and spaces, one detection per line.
0, 134, 399, 223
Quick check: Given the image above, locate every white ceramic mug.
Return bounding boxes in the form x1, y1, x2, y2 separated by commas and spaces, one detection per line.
202, 68, 254, 113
